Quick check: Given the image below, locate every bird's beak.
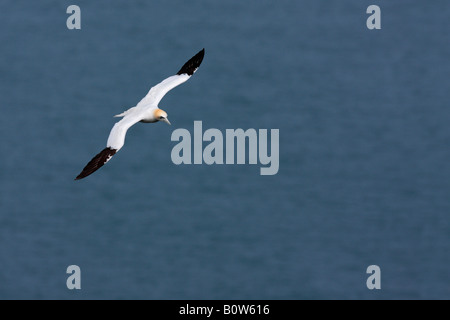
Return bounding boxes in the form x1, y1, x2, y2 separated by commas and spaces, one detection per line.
162, 117, 171, 125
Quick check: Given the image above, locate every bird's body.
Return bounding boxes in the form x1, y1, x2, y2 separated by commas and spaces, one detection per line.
75, 48, 205, 180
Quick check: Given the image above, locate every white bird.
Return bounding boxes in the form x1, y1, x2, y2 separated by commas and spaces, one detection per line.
75, 48, 205, 180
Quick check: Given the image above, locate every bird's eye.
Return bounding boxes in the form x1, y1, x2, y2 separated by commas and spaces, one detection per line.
159, 116, 164, 119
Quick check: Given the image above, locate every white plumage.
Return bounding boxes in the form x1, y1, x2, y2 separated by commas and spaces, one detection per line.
75, 48, 205, 180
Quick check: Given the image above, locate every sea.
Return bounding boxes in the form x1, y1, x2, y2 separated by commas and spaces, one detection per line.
0, 0, 449, 299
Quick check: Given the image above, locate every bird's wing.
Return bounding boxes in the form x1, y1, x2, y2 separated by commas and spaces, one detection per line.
75, 112, 143, 180
106, 112, 144, 151
137, 48, 205, 108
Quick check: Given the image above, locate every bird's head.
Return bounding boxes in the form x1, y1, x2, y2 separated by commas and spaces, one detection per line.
154, 109, 171, 125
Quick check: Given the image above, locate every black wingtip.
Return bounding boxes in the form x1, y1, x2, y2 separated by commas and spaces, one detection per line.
75, 147, 117, 180
176, 48, 205, 76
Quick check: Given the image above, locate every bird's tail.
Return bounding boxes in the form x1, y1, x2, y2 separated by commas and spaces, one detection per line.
75, 147, 117, 180
114, 106, 138, 118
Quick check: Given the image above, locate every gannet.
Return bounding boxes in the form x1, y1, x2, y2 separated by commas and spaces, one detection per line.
75, 48, 205, 180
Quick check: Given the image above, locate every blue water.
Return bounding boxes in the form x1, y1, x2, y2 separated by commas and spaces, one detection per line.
0, 0, 449, 299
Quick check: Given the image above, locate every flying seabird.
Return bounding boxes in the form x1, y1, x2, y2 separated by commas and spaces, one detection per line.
75, 48, 205, 180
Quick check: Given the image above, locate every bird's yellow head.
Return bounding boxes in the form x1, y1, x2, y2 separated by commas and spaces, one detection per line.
153, 109, 171, 125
